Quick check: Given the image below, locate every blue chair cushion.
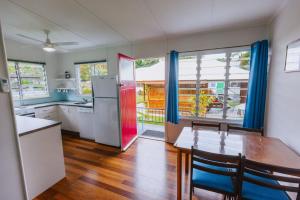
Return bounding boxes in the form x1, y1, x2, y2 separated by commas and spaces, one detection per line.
242, 173, 290, 200
192, 161, 235, 193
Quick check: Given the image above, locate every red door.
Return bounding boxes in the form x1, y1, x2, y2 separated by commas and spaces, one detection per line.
118, 54, 137, 150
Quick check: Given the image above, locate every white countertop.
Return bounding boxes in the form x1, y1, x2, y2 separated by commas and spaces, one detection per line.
16, 116, 61, 137
14, 101, 93, 115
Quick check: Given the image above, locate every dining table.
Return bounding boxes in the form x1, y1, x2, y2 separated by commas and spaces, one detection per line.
173, 127, 300, 200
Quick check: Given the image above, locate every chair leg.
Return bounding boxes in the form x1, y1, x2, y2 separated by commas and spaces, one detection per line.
189, 184, 193, 200
185, 153, 189, 174
224, 195, 236, 200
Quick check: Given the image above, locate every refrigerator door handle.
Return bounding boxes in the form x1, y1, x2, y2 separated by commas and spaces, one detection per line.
92, 83, 95, 109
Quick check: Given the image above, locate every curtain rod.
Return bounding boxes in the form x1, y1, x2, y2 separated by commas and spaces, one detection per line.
74, 59, 107, 65
168, 44, 251, 54
8, 58, 46, 65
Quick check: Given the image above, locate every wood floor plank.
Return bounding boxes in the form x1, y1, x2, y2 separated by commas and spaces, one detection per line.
34, 134, 223, 200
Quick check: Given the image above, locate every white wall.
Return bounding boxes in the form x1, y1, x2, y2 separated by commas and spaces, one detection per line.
4, 38, 60, 104
58, 44, 133, 77
57, 25, 268, 142
59, 25, 268, 78
0, 24, 26, 200
265, 0, 300, 154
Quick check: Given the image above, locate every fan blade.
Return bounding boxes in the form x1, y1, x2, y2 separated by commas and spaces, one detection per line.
16, 34, 44, 43
52, 42, 78, 46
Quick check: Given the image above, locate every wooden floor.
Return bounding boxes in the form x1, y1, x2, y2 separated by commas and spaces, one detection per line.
35, 134, 222, 200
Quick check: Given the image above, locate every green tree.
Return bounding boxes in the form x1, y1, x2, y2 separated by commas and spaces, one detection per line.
240, 52, 250, 70
80, 64, 91, 81
135, 58, 159, 69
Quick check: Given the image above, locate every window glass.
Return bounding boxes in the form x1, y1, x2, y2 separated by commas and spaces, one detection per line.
199, 53, 226, 119
76, 62, 108, 95
8, 61, 49, 100
178, 48, 251, 121
178, 55, 197, 117
18, 62, 49, 99
227, 51, 250, 120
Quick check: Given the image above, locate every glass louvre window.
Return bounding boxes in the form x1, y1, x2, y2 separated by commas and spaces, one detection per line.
199, 53, 226, 119
7, 61, 21, 100
76, 61, 108, 95
178, 48, 251, 121
8, 60, 49, 100
18, 62, 49, 99
227, 51, 250, 120
178, 55, 197, 117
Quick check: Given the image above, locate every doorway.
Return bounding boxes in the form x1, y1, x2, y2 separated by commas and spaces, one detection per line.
135, 57, 165, 140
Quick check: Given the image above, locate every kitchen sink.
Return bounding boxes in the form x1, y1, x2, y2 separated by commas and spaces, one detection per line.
74, 102, 87, 105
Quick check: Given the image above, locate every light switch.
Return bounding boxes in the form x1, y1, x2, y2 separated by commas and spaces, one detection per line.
0, 77, 10, 93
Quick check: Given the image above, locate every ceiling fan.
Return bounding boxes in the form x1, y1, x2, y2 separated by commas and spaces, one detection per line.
17, 30, 78, 52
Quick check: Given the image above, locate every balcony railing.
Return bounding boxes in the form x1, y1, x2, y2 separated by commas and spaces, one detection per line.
137, 107, 195, 124
137, 107, 165, 124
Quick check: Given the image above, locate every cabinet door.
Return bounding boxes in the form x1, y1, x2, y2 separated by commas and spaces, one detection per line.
58, 106, 71, 131
78, 108, 94, 139
35, 106, 58, 121
68, 107, 79, 132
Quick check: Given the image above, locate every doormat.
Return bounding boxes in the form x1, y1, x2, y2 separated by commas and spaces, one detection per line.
141, 130, 164, 139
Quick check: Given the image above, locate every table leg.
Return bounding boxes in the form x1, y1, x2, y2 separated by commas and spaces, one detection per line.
185, 153, 189, 174
177, 149, 182, 200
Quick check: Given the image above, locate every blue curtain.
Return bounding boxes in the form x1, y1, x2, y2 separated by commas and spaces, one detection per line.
167, 50, 179, 124
243, 40, 268, 129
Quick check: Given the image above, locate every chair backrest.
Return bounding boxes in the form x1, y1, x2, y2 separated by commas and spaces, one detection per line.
227, 124, 264, 136
191, 121, 221, 131
240, 157, 300, 199
191, 147, 242, 193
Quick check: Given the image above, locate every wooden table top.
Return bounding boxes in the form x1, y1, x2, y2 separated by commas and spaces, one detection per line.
174, 127, 300, 169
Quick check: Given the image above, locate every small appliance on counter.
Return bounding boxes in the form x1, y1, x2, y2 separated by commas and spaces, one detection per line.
65, 71, 71, 79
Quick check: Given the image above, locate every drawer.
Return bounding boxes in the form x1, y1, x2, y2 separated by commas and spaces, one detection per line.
77, 107, 93, 113
35, 106, 57, 115
38, 112, 58, 121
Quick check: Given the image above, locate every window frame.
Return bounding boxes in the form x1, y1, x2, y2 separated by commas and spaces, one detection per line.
8, 59, 50, 101
178, 46, 251, 122
75, 60, 108, 96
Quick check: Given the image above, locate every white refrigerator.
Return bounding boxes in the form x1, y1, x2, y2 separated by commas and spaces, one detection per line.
0, 22, 27, 199
91, 53, 137, 150
92, 75, 120, 147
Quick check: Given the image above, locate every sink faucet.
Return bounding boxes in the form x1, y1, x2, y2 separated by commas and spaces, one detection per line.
82, 98, 88, 103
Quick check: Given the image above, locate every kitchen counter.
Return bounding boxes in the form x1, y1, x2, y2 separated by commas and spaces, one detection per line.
16, 115, 61, 136
16, 115, 65, 199
14, 101, 93, 116
33, 101, 93, 108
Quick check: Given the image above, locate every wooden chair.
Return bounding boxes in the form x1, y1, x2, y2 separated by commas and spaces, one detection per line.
190, 147, 242, 200
191, 121, 221, 131
239, 157, 300, 200
186, 121, 222, 174
227, 124, 264, 136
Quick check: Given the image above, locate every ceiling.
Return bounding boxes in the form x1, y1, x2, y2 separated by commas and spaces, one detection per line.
0, 0, 286, 52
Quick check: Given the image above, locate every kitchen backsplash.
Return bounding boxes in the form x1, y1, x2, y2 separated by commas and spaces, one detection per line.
13, 90, 93, 107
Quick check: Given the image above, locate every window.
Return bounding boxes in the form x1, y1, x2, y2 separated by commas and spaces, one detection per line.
8, 60, 49, 100
75, 61, 108, 95
178, 48, 250, 121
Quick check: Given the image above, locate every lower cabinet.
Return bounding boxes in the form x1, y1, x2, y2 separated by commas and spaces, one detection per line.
35, 105, 93, 137
35, 105, 78, 132
58, 106, 79, 132
35, 106, 58, 121
77, 107, 94, 140
19, 125, 65, 199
